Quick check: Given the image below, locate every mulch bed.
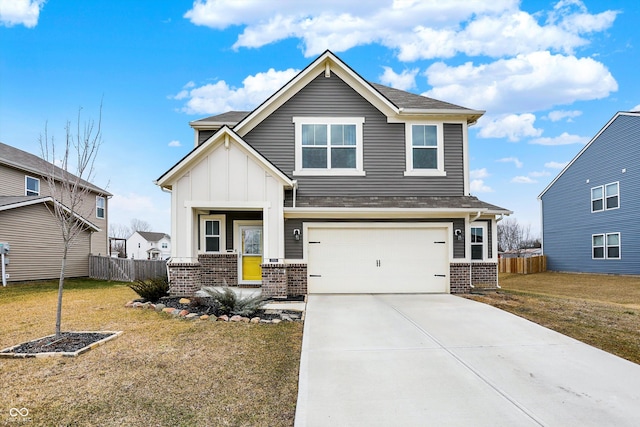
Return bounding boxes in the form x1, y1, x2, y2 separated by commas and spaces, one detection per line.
1, 332, 120, 357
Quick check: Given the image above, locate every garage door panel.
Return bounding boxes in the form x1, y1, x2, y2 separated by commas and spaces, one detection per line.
307, 226, 449, 294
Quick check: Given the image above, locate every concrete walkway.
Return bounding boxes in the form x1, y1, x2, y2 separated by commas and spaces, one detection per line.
295, 294, 640, 426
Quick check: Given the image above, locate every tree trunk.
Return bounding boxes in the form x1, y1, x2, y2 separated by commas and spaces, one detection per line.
55, 246, 68, 337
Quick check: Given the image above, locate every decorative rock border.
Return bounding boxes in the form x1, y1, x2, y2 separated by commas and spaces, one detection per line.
124, 299, 302, 323
0, 331, 123, 358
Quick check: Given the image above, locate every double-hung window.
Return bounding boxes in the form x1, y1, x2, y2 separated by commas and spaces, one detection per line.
405, 123, 445, 176
293, 117, 364, 176
96, 196, 105, 219
470, 224, 486, 261
592, 233, 620, 259
201, 215, 225, 253
591, 182, 619, 212
25, 176, 40, 196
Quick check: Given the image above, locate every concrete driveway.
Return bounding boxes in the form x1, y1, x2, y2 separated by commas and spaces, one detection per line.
294, 294, 640, 426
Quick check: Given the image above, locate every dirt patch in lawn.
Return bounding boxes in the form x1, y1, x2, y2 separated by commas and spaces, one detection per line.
465, 272, 640, 365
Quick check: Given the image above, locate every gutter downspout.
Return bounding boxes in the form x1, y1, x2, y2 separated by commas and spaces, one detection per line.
469, 211, 482, 290
495, 214, 504, 289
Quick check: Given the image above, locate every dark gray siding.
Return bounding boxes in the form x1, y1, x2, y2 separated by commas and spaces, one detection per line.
243, 73, 465, 197
541, 114, 640, 274
198, 130, 216, 145
199, 210, 262, 251
284, 218, 466, 259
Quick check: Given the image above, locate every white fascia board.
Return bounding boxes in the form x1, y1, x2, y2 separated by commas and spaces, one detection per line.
538, 111, 639, 199
185, 201, 271, 210
285, 207, 488, 219
0, 196, 53, 212
388, 113, 483, 125
233, 51, 399, 136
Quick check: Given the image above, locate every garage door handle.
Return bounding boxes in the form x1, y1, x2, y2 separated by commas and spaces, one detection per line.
310, 274, 322, 277
434, 274, 446, 277
434, 241, 446, 244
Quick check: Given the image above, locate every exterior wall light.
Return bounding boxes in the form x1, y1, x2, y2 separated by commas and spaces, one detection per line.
293, 229, 301, 241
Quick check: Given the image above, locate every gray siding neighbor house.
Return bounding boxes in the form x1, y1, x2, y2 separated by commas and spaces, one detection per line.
156, 51, 511, 297
0, 142, 111, 282
539, 111, 640, 274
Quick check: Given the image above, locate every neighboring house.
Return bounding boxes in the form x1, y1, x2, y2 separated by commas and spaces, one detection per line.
127, 231, 171, 260
0, 142, 111, 282
156, 51, 511, 297
539, 111, 640, 274
500, 248, 543, 259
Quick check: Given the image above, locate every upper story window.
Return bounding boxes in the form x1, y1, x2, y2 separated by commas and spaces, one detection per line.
592, 233, 620, 259
25, 176, 40, 196
96, 196, 105, 219
293, 117, 365, 176
470, 223, 487, 261
404, 123, 445, 177
162, 242, 168, 249
591, 182, 619, 212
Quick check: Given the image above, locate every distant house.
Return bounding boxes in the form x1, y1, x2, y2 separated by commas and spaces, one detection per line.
127, 231, 171, 260
0, 142, 111, 282
538, 111, 639, 274
156, 51, 511, 297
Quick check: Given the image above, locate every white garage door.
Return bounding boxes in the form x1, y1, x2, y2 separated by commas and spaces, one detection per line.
306, 224, 449, 293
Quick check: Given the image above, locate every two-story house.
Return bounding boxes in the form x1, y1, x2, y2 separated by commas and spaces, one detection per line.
539, 111, 640, 274
127, 231, 171, 260
0, 142, 111, 282
156, 51, 511, 297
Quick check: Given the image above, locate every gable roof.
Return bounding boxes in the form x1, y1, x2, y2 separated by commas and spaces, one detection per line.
538, 111, 640, 199
0, 142, 111, 196
0, 195, 101, 232
155, 126, 294, 189
135, 231, 170, 242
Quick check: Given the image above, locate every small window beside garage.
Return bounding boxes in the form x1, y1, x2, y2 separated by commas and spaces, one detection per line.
471, 224, 486, 261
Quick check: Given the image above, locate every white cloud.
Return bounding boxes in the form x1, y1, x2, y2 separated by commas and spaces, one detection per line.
424, 51, 617, 113
512, 176, 537, 184
379, 66, 418, 91
477, 113, 542, 142
529, 170, 551, 178
168, 140, 181, 147
0, 0, 44, 28
546, 109, 582, 122
631, 104, 640, 112
470, 168, 490, 179
470, 179, 493, 193
497, 157, 523, 168
529, 132, 589, 145
183, 1, 617, 60
545, 161, 568, 169
174, 68, 299, 115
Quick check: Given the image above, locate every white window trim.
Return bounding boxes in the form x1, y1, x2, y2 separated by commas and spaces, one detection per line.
591, 182, 619, 212
200, 215, 226, 254
96, 196, 105, 219
25, 175, 40, 196
470, 222, 487, 262
592, 232, 621, 260
404, 122, 446, 177
292, 116, 365, 176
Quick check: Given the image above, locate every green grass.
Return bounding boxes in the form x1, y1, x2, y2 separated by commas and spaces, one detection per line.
466, 272, 640, 364
0, 279, 303, 426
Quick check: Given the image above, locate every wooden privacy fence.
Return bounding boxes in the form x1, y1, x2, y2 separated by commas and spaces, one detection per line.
499, 255, 547, 274
89, 255, 167, 282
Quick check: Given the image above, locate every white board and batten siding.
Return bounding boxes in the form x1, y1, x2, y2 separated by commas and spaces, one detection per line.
171, 138, 286, 261
305, 223, 452, 294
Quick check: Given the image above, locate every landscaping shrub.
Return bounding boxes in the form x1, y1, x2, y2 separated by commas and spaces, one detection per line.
195, 286, 266, 317
128, 276, 170, 301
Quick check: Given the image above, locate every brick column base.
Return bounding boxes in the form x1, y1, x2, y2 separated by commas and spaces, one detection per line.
261, 264, 287, 299
168, 262, 202, 296
450, 263, 498, 293
286, 263, 307, 296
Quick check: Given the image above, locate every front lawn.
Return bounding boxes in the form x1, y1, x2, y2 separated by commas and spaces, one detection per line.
465, 272, 640, 364
0, 279, 303, 426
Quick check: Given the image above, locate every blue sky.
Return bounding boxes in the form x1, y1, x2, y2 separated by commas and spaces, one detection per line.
1, 0, 638, 236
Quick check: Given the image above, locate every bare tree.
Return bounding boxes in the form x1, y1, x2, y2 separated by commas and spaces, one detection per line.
40, 106, 103, 337
497, 218, 536, 255
130, 218, 152, 233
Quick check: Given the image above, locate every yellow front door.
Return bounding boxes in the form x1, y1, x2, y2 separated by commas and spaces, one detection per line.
241, 226, 262, 281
